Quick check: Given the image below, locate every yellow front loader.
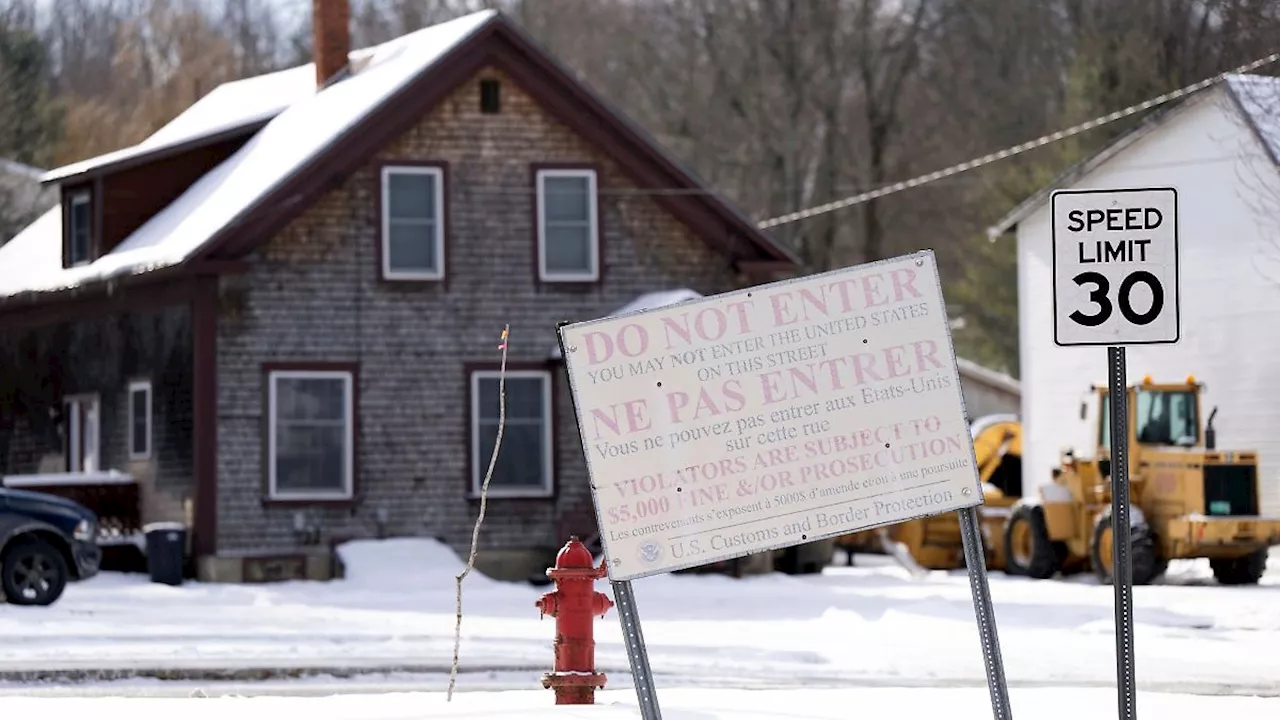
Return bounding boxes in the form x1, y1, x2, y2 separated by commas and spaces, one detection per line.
833, 414, 1024, 573
1006, 376, 1280, 585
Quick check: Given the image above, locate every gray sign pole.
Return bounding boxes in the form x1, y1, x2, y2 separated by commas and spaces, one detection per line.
957, 506, 1014, 720
1107, 347, 1137, 719
611, 579, 663, 720
1050, 187, 1175, 720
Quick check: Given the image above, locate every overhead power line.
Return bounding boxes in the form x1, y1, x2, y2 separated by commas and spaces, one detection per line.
445, 151, 1253, 197
756, 51, 1280, 230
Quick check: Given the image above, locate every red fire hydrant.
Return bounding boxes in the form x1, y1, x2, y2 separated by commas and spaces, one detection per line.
535, 536, 614, 704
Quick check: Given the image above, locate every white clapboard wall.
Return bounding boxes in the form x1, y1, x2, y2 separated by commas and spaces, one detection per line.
1014, 88, 1280, 518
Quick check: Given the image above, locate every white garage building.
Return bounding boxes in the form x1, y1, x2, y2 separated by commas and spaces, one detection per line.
987, 73, 1280, 515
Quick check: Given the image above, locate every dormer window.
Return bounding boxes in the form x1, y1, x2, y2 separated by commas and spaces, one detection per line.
65, 190, 93, 267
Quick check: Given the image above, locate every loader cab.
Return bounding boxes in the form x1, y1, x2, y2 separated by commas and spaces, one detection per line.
1096, 377, 1204, 471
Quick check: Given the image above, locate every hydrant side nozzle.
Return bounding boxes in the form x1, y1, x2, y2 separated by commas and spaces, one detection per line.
589, 590, 614, 618
536, 592, 559, 618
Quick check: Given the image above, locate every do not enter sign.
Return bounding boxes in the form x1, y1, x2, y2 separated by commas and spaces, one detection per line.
1051, 187, 1180, 346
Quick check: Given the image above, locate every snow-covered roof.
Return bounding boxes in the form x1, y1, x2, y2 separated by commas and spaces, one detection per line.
955, 357, 1020, 396
0, 8, 795, 306
0, 11, 498, 299
986, 73, 1280, 239
1226, 73, 1280, 163
41, 64, 317, 184
549, 289, 703, 359
0, 158, 45, 180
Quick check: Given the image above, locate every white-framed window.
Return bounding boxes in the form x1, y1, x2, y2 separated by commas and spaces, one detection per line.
63, 394, 101, 473
128, 380, 152, 460
267, 369, 355, 501
469, 369, 554, 498
380, 165, 445, 280
67, 190, 93, 266
536, 168, 599, 282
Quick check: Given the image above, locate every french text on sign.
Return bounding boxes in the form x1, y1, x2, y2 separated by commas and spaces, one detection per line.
1051, 187, 1180, 346
558, 250, 983, 581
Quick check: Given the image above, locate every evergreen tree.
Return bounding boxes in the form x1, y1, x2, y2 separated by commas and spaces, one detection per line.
0, 22, 61, 168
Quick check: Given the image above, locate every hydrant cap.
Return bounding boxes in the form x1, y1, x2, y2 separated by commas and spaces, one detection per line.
555, 537, 594, 569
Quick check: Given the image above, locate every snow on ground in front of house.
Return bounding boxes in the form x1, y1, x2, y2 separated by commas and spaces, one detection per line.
1, 538, 1279, 695
1, 687, 1278, 719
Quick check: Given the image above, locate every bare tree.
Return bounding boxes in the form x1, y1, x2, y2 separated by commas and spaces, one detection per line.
7, 0, 1280, 373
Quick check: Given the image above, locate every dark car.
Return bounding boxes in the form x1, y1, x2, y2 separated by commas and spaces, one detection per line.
0, 484, 102, 606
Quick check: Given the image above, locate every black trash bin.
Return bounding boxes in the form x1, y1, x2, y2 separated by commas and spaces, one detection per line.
144, 522, 187, 586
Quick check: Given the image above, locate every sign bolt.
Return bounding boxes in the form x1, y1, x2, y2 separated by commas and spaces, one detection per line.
568, 345, 577, 353
962, 487, 972, 496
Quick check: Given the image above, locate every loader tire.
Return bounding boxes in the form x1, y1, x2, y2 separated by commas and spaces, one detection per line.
1090, 511, 1165, 586
1002, 504, 1059, 579
1210, 549, 1268, 585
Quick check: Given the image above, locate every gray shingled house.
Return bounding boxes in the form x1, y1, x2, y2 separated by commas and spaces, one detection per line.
0, 6, 798, 582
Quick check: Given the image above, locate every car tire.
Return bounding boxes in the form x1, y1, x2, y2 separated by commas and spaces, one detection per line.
2, 538, 70, 606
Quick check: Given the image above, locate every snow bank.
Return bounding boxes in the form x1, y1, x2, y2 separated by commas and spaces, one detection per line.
335, 538, 502, 592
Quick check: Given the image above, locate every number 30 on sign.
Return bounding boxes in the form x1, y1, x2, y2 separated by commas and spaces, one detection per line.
1051, 187, 1180, 347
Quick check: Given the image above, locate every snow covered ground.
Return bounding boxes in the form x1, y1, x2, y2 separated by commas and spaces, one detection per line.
0, 538, 1278, 700
2, 687, 1279, 719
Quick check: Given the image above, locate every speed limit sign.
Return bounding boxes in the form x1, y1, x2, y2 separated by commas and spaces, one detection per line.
1051, 187, 1180, 346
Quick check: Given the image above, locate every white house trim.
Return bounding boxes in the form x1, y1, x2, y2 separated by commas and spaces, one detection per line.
62, 393, 101, 473
469, 368, 555, 498
66, 190, 93, 267
380, 164, 446, 281
266, 369, 355, 502
127, 380, 153, 460
536, 168, 599, 282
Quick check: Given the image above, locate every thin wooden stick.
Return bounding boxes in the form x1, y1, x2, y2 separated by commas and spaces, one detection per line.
448, 324, 510, 701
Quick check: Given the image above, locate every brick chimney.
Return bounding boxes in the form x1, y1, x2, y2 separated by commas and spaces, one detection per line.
312, 0, 351, 88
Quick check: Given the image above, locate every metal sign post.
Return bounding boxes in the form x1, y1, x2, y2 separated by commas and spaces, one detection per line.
1051, 187, 1181, 720
611, 579, 663, 720
1107, 347, 1136, 719
958, 506, 1013, 720
557, 251, 1012, 720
